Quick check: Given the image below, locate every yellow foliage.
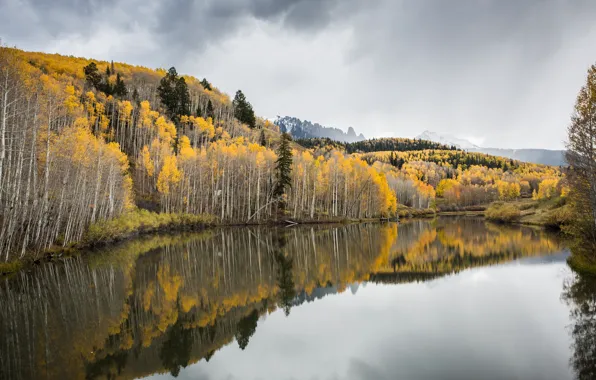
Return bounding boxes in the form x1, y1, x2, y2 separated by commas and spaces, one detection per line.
157, 156, 182, 195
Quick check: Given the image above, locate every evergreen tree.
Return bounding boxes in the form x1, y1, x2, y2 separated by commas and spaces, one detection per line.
259, 129, 267, 147
83, 62, 102, 89
157, 67, 190, 124
110, 60, 115, 75
235, 310, 259, 350
274, 133, 293, 200
201, 78, 212, 91
175, 76, 191, 117
206, 99, 215, 120
132, 88, 139, 103
105, 65, 111, 77
196, 103, 202, 117
114, 73, 127, 97
233, 90, 256, 129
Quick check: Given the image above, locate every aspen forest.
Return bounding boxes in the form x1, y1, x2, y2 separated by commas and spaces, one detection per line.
0, 47, 569, 264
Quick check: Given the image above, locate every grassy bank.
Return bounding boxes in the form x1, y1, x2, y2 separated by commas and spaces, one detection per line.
0, 210, 216, 276
396, 205, 435, 218
567, 254, 596, 276
0, 210, 395, 276
434, 197, 572, 230
84, 209, 217, 246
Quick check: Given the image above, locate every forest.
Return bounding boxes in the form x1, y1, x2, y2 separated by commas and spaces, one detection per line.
0, 47, 568, 264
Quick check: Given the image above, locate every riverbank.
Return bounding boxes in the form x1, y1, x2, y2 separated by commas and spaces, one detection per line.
0, 209, 391, 276
567, 255, 596, 276
430, 197, 573, 230
0, 198, 574, 276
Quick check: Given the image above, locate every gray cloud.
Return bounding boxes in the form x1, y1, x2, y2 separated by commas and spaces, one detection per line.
1, 0, 595, 148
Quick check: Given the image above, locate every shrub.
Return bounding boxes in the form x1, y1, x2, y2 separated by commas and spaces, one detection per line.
543, 204, 573, 229
85, 209, 216, 244
485, 202, 521, 223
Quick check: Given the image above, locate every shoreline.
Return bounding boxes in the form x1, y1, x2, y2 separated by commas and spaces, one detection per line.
0, 200, 572, 277
0, 212, 390, 276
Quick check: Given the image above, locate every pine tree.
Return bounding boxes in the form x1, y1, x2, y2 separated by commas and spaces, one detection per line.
157, 67, 190, 124
114, 73, 127, 97
233, 90, 256, 129
259, 129, 267, 147
110, 60, 115, 74
201, 78, 212, 91
175, 76, 191, 117
196, 103, 202, 117
274, 133, 293, 200
83, 62, 102, 89
206, 99, 215, 120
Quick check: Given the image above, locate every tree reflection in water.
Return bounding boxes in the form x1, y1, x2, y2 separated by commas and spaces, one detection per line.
562, 271, 596, 380
0, 218, 569, 380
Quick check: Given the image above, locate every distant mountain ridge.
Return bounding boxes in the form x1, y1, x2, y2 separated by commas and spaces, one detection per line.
415, 130, 566, 166
273, 116, 365, 143
417, 130, 480, 150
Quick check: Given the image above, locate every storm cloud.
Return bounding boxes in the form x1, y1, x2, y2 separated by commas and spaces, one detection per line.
2, 0, 595, 149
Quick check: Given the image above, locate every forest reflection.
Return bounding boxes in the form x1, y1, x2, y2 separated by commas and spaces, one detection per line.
0, 218, 569, 379
562, 270, 596, 380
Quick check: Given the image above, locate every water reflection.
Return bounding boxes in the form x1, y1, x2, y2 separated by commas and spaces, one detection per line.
563, 270, 596, 380
0, 218, 574, 379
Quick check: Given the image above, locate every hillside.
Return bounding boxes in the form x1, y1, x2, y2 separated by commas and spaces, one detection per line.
0, 47, 568, 265
295, 136, 458, 153
415, 131, 566, 166
0, 48, 397, 262
274, 116, 365, 143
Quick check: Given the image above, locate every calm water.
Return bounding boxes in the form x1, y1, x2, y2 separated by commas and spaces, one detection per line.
1, 218, 594, 380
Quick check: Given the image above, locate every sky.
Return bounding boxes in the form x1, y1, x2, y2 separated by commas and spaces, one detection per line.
2, 0, 596, 149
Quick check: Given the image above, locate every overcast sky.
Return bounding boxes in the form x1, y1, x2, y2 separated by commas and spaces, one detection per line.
2, 0, 596, 149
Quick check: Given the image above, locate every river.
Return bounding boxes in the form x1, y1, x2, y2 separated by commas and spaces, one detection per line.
1, 217, 594, 380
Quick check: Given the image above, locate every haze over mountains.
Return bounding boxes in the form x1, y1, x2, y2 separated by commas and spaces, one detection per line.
273, 117, 565, 166
415, 130, 566, 167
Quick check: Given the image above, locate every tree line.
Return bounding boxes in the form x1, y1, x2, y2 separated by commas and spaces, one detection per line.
0, 47, 398, 262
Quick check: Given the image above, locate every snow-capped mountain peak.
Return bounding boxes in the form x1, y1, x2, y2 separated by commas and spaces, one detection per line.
416, 130, 480, 150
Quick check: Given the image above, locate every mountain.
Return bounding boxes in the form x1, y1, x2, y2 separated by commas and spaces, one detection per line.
273, 116, 365, 143
417, 130, 480, 150
415, 131, 566, 166
476, 147, 566, 167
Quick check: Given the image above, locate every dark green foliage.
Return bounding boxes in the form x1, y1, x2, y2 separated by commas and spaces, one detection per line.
196, 103, 202, 117
132, 88, 139, 103
83, 62, 102, 89
294, 137, 347, 151
346, 137, 458, 153
176, 77, 191, 116
201, 78, 212, 91
159, 318, 193, 378
83, 61, 129, 97
389, 151, 405, 169
295, 137, 458, 154
233, 90, 256, 129
157, 67, 191, 124
114, 73, 127, 97
235, 309, 259, 350
259, 129, 267, 147
274, 133, 293, 199
274, 235, 295, 316
561, 271, 596, 379
206, 99, 215, 120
